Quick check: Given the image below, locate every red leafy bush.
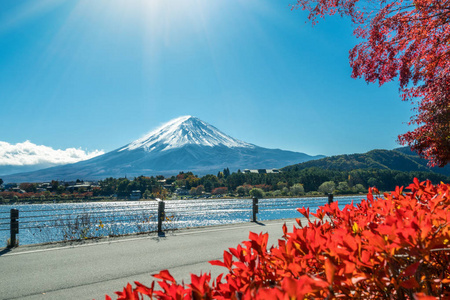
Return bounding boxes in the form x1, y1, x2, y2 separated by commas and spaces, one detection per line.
212, 187, 228, 195
107, 179, 450, 299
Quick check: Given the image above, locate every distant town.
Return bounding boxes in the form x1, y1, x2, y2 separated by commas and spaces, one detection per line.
0, 169, 291, 204
3, 160, 448, 205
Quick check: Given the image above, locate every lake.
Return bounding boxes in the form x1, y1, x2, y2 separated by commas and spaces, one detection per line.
0, 195, 366, 246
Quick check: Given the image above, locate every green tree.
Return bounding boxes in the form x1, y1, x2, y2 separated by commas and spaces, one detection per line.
236, 186, 246, 197
195, 185, 205, 195
57, 185, 66, 194
276, 182, 288, 190
353, 184, 366, 193
143, 189, 152, 199
337, 181, 350, 193
51, 180, 59, 192
99, 177, 117, 196
318, 181, 336, 194
223, 167, 230, 178
290, 183, 305, 196
203, 180, 212, 193
201, 174, 219, 192
367, 178, 381, 189
117, 178, 131, 197
189, 187, 197, 196
249, 188, 264, 199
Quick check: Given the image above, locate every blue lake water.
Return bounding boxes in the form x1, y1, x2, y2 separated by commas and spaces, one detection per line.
0, 195, 366, 246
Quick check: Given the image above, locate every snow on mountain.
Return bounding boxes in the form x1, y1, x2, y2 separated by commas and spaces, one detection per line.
2, 116, 324, 182
120, 116, 254, 152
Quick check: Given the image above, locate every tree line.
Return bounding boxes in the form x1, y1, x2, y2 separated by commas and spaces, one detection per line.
2, 167, 448, 203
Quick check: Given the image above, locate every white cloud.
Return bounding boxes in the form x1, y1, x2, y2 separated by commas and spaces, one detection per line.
0, 140, 104, 166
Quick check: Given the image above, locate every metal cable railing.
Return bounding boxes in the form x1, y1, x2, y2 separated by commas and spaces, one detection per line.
1, 196, 365, 247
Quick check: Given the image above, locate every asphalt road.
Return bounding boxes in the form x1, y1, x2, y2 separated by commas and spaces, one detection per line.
0, 219, 300, 300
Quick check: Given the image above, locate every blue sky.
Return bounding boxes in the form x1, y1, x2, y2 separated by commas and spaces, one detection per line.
0, 0, 412, 163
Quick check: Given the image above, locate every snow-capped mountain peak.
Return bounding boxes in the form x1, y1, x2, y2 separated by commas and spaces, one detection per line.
2, 116, 324, 181
119, 116, 254, 152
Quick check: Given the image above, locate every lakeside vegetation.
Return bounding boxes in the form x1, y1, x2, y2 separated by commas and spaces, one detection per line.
1, 167, 449, 204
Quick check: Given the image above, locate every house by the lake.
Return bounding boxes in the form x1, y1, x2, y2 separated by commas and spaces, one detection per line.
130, 190, 142, 200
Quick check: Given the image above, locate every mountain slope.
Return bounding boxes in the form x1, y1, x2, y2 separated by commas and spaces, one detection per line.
2, 116, 323, 182
282, 147, 450, 176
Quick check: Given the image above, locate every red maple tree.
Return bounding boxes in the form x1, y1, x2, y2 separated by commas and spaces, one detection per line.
292, 0, 450, 166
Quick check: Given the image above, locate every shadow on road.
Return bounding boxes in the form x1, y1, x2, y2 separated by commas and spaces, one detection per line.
253, 221, 266, 226
0, 248, 12, 257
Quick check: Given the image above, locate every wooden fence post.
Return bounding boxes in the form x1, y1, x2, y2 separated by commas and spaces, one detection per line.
252, 198, 258, 222
157, 200, 165, 236
9, 209, 19, 248
328, 193, 334, 205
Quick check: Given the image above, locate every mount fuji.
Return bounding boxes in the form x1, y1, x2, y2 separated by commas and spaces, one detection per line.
2, 116, 324, 182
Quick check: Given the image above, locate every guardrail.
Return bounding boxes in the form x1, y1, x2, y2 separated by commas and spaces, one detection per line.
0, 195, 342, 247
0, 202, 163, 247
0, 198, 261, 247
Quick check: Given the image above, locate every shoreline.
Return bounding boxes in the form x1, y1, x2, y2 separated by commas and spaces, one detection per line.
0, 193, 367, 206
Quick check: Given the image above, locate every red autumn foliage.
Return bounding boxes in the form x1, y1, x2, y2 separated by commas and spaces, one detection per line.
107, 179, 450, 299
291, 0, 450, 167
212, 187, 228, 195
0, 191, 46, 199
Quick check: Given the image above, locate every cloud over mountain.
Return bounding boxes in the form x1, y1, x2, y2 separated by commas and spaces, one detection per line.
1, 116, 324, 182
0, 141, 104, 176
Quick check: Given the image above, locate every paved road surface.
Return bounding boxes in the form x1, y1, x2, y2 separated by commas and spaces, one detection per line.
0, 219, 300, 300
